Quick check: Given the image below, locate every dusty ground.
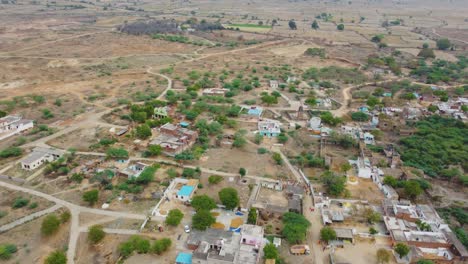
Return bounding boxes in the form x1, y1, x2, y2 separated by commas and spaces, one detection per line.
0, 210, 70, 264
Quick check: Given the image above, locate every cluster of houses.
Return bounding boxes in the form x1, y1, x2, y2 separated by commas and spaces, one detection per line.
0, 115, 34, 141
383, 199, 468, 263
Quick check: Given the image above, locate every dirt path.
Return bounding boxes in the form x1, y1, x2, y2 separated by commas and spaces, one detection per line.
0, 204, 62, 233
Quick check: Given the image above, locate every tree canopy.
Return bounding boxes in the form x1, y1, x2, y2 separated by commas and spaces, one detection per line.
192, 210, 216, 230
165, 209, 184, 226
394, 243, 410, 258
282, 212, 311, 244
218, 187, 239, 210
436, 38, 451, 50
191, 195, 217, 212
88, 225, 106, 244
44, 250, 67, 264
400, 116, 467, 177
320, 227, 337, 243
41, 214, 61, 236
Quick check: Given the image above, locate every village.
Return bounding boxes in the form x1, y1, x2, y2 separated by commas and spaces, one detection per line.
0, 0, 467, 264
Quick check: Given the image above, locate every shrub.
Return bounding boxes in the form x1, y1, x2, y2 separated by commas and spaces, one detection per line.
165, 209, 184, 226
82, 189, 99, 205
208, 175, 223, 184
152, 238, 172, 255
0, 244, 17, 260
191, 195, 217, 212
12, 197, 30, 209
41, 214, 61, 236
0, 147, 23, 158
192, 210, 216, 230
88, 225, 106, 244
44, 250, 67, 264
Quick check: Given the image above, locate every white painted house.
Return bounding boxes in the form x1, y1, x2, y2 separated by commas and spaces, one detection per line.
0, 115, 34, 141
20, 147, 65, 170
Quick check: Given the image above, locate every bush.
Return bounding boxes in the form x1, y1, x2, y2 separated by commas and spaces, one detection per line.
165, 209, 184, 226
257, 148, 268, 154
208, 175, 223, 184
60, 211, 71, 223
321, 171, 347, 197
247, 208, 257, 224
44, 250, 67, 264
152, 238, 172, 255
263, 243, 279, 260
88, 225, 106, 244
0, 244, 17, 260
41, 214, 61, 236
82, 189, 99, 205
351, 112, 369, 122
135, 166, 156, 185
28, 202, 38, 209
436, 38, 451, 50
12, 197, 30, 209
239, 167, 247, 176
272, 152, 282, 165
0, 147, 23, 158
105, 147, 128, 159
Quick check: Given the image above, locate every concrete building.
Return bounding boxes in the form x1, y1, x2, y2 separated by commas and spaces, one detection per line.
153, 106, 169, 119
119, 162, 148, 179
189, 225, 264, 264
269, 80, 279, 89
0, 115, 34, 141
20, 147, 64, 170
382, 199, 468, 263
150, 123, 198, 156
308, 117, 321, 134
203, 88, 230, 97
257, 119, 281, 137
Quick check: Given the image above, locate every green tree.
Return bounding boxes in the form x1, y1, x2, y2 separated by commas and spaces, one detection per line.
232, 130, 247, 148
144, 145, 162, 156
41, 214, 61, 236
394, 243, 410, 258
311, 20, 319, 29
436, 38, 451, 50
247, 208, 257, 224
321, 171, 347, 196
376, 248, 391, 264
219, 187, 239, 210
366, 96, 380, 107
404, 181, 422, 200
288, 20, 297, 30
192, 210, 216, 230
106, 147, 128, 159
320, 227, 337, 243
44, 250, 67, 264
239, 167, 246, 177
118, 241, 134, 258
282, 212, 311, 243
152, 238, 172, 255
135, 166, 156, 185
337, 24, 344, 30
351, 112, 369, 121
165, 209, 184, 226
363, 208, 381, 224
60, 211, 71, 223
272, 152, 282, 165
88, 225, 106, 244
135, 124, 152, 139
82, 189, 99, 205
191, 195, 217, 212
263, 243, 279, 260
208, 175, 223, 184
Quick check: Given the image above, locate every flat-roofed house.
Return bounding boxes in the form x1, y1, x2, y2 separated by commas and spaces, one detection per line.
0, 115, 34, 141
20, 147, 64, 170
